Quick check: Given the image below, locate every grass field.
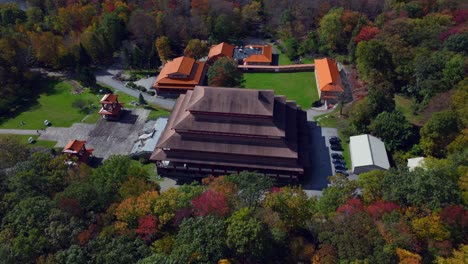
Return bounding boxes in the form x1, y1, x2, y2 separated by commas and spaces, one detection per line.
243, 72, 318, 109
0, 134, 57, 148
0, 81, 102, 129
314, 109, 339, 128
395, 94, 423, 125
0, 80, 170, 130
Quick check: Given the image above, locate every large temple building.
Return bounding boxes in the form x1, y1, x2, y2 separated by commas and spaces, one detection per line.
150, 86, 309, 181
153, 56, 207, 94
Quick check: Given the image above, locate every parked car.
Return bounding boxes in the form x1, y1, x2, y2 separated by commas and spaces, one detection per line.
335, 169, 349, 176
331, 153, 343, 159
334, 164, 347, 170
332, 159, 346, 165
330, 143, 343, 151
329, 136, 341, 144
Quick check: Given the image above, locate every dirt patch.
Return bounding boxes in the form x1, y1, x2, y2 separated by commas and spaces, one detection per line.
419, 90, 455, 124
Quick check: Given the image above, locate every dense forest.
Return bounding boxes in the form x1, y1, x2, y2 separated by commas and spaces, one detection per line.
0, 0, 467, 263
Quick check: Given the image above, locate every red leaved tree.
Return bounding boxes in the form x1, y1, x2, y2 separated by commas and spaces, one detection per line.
192, 189, 229, 217
135, 215, 158, 243
367, 201, 400, 220
336, 198, 364, 215
354, 26, 380, 43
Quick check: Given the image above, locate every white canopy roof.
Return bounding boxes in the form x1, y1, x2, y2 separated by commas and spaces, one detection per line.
350, 134, 390, 171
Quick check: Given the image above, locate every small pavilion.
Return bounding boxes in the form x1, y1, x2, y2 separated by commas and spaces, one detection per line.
99, 93, 123, 120
62, 140, 94, 163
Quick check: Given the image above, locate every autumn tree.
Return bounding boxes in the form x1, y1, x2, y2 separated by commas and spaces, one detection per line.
183, 39, 208, 60
0, 135, 29, 169
355, 26, 380, 44
318, 7, 344, 53
191, 189, 229, 217
356, 39, 394, 82
170, 216, 227, 263
226, 208, 270, 261
263, 186, 313, 230
115, 191, 159, 230
382, 167, 461, 210
155, 36, 172, 63
207, 57, 243, 87
98, 12, 126, 51
369, 110, 413, 151
357, 170, 387, 204
227, 171, 274, 210
420, 110, 460, 157
135, 215, 158, 243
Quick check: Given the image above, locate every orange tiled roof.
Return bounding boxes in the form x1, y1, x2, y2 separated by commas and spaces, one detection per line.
154, 60, 206, 90
63, 140, 86, 153
243, 45, 273, 63
156, 57, 195, 84
314, 58, 344, 92
208, 42, 235, 59
100, 94, 118, 104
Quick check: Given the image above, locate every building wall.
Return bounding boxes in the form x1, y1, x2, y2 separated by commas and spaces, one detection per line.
352, 164, 387, 174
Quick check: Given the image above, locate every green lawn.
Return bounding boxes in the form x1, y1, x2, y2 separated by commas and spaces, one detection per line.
0, 80, 170, 130
274, 45, 293, 65
0, 134, 57, 148
314, 109, 339, 128
0, 81, 102, 129
243, 72, 319, 109
395, 94, 423, 125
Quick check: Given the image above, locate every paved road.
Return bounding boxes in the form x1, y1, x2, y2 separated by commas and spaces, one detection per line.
0, 129, 38, 135
96, 70, 175, 111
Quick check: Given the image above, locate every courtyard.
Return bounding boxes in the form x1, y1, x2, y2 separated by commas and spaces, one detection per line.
243, 72, 319, 109
38, 108, 151, 161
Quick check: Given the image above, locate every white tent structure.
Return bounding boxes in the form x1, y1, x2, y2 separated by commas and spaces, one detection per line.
349, 134, 390, 174
407, 157, 425, 171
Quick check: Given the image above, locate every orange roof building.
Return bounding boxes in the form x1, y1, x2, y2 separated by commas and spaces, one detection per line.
314, 58, 344, 103
241, 45, 273, 65
62, 140, 94, 163
207, 42, 235, 64
99, 93, 123, 120
153, 56, 207, 94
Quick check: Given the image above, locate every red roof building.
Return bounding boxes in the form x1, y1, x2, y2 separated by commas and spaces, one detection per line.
207, 42, 235, 64
150, 86, 310, 181
241, 45, 273, 65
99, 93, 123, 120
153, 56, 207, 94
62, 140, 94, 163
314, 58, 344, 103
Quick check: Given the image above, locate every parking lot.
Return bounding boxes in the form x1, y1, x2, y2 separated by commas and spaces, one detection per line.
302, 122, 349, 191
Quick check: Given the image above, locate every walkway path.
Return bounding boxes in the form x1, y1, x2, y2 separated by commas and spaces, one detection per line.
95, 70, 175, 111
0, 129, 38, 135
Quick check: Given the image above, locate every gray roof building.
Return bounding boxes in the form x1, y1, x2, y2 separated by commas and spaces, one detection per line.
349, 134, 390, 174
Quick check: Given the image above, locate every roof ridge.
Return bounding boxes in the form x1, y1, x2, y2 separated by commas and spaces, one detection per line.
366, 134, 375, 165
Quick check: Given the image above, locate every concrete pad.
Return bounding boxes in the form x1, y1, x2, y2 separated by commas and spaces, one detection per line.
135, 76, 157, 90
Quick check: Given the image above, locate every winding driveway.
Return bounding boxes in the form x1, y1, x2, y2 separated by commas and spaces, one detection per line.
96, 70, 175, 110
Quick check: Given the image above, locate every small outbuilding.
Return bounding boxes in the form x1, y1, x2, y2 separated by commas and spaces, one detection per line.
62, 140, 94, 163
349, 134, 390, 174
407, 157, 425, 171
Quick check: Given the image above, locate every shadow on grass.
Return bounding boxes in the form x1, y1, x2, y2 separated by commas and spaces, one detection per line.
0, 78, 63, 126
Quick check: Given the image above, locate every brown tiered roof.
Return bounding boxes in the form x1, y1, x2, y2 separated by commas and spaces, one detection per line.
150, 86, 309, 174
